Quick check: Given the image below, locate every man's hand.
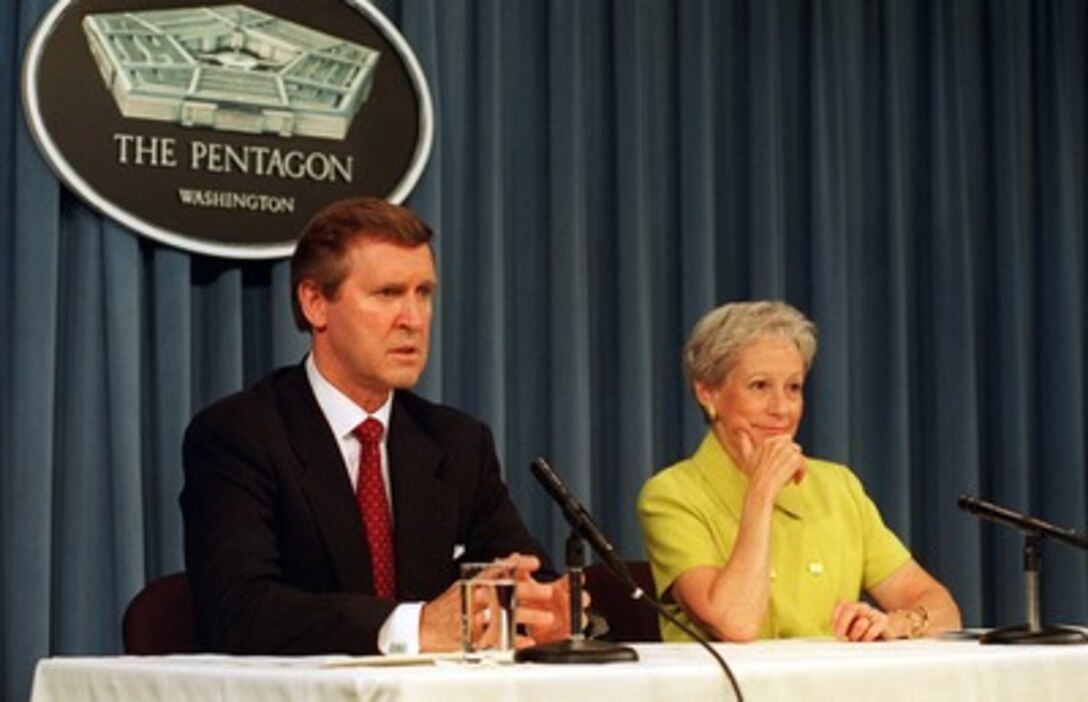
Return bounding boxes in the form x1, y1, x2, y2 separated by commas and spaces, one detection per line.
508, 553, 589, 647
419, 552, 591, 652
419, 581, 464, 652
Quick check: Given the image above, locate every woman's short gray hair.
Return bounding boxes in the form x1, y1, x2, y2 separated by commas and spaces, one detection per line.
683, 300, 818, 390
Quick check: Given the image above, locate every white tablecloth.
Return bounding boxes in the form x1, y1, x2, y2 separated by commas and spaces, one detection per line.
31, 639, 1088, 702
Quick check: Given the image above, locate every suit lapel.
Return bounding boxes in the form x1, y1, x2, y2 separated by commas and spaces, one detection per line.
275, 366, 372, 592
388, 393, 459, 601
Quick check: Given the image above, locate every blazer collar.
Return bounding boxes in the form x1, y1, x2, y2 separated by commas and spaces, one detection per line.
275, 365, 372, 591
386, 394, 458, 600
277, 365, 457, 599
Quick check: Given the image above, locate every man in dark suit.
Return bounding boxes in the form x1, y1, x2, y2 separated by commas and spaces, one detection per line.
181, 198, 572, 655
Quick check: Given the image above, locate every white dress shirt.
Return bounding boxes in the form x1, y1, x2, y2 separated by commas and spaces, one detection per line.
305, 354, 424, 654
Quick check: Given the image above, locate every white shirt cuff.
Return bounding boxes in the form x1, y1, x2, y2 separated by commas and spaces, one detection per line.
377, 602, 424, 655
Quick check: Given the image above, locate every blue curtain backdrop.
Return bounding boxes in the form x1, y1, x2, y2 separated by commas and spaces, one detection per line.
3, 0, 1087, 699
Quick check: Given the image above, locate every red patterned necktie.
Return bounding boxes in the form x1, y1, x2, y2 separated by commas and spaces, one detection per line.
354, 418, 396, 599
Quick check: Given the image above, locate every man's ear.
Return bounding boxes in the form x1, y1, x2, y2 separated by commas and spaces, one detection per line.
297, 279, 328, 331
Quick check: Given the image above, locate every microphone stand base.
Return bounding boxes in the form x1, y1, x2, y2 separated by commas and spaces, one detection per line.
515, 638, 639, 664
980, 624, 1088, 645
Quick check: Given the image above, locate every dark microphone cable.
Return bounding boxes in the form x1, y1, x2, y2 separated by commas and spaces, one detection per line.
530, 458, 744, 702
610, 567, 744, 702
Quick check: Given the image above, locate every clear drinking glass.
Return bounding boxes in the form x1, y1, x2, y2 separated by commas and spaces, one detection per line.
459, 559, 517, 661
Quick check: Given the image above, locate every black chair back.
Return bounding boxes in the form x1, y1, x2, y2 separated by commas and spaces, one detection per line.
584, 560, 661, 642
122, 572, 198, 654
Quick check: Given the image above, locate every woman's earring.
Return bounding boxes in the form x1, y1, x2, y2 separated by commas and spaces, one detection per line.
703, 405, 717, 423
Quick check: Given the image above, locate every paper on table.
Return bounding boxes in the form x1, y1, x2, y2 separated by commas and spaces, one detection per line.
322, 652, 468, 668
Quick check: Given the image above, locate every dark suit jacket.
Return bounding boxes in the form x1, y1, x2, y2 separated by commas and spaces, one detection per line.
180, 364, 549, 654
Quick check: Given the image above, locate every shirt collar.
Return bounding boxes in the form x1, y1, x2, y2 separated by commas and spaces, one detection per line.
305, 354, 393, 440
692, 431, 807, 519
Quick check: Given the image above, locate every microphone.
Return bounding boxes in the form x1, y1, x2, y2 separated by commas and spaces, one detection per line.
529, 458, 641, 592
958, 495, 1088, 645
957, 496, 1088, 551
519, 457, 639, 664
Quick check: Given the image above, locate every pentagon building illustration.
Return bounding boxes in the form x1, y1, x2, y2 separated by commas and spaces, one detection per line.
82, 4, 381, 140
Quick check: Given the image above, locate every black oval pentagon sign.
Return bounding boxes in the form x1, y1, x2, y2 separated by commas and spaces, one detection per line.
23, 0, 434, 259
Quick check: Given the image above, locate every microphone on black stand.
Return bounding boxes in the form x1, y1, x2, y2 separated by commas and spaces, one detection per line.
517, 459, 746, 701
515, 459, 638, 663
958, 495, 1088, 645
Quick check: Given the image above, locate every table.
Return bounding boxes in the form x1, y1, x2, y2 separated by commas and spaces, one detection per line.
30, 639, 1088, 702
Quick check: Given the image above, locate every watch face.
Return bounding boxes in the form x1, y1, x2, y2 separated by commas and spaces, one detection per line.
23, 0, 433, 259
